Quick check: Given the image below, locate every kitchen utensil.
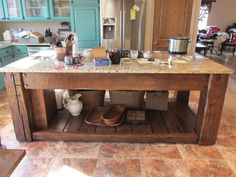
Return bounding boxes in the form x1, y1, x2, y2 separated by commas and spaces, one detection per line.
168, 37, 189, 54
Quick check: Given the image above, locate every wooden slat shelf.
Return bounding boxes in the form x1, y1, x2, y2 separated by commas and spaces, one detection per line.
33, 102, 198, 143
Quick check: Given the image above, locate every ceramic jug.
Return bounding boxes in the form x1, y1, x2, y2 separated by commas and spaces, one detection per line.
63, 93, 83, 116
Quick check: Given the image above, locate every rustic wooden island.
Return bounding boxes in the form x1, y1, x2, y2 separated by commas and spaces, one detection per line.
0, 51, 232, 145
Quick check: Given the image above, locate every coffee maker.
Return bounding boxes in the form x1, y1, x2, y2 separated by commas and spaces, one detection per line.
57, 21, 72, 42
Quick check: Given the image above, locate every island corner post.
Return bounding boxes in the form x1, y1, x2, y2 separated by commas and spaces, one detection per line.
3, 72, 229, 145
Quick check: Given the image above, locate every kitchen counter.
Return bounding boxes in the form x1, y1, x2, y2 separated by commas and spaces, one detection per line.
0, 50, 232, 145
0, 41, 50, 49
0, 50, 232, 74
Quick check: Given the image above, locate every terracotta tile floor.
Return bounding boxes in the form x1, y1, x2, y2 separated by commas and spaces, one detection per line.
1, 54, 236, 177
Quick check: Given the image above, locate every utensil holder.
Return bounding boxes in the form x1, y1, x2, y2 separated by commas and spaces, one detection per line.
55, 47, 66, 61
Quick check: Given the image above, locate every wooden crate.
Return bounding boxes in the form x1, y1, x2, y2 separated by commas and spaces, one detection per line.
145, 91, 169, 111
109, 90, 145, 109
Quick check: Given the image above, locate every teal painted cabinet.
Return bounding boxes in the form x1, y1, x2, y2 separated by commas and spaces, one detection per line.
2, 0, 24, 20
22, 0, 50, 20
0, 60, 4, 90
0, 1, 6, 20
0, 46, 15, 90
13, 45, 28, 61
0, 54, 14, 90
49, 0, 70, 20
71, 1, 100, 49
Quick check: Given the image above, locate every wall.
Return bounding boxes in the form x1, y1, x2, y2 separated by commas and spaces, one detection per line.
207, 0, 236, 31
0, 21, 61, 40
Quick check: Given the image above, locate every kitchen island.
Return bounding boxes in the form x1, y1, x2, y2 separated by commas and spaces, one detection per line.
0, 51, 233, 145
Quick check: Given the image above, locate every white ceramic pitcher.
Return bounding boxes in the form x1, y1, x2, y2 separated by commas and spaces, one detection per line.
63, 93, 83, 116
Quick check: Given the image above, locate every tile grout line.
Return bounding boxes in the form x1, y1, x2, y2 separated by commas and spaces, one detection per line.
138, 143, 145, 177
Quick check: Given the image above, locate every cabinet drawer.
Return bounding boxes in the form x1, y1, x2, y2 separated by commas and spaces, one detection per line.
71, 0, 99, 5
1, 55, 14, 66
14, 53, 28, 61
14, 45, 27, 54
0, 47, 13, 58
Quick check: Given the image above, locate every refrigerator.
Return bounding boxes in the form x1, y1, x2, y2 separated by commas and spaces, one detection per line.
100, 0, 146, 50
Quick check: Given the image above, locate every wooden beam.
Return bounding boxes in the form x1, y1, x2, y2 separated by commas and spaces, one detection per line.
176, 91, 190, 105
4, 73, 26, 141
31, 90, 57, 130
22, 73, 209, 91
199, 74, 229, 145
4, 73, 33, 142
33, 131, 198, 144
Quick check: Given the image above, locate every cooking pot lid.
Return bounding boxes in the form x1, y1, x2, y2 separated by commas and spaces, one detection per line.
170, 37, 189, 40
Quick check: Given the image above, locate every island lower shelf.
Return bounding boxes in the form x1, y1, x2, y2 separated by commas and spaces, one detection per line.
32, 102, 198, 143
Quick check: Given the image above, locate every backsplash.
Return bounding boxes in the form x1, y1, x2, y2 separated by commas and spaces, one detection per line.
0, 21, 62, 40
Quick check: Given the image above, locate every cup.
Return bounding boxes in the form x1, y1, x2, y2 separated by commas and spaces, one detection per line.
130, 50, 138, 59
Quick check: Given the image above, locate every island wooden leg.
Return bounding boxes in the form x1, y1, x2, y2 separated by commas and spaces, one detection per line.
199, 74, 229, 145
176, 91, 190, 105
195, 89, 208, 135
4, 73, 33, 142
31, 90, 57, 130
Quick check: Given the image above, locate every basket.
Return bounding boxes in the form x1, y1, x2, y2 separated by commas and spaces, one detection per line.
145, 91, 169, 111
109, 90, 145, 109
68, 90, 105, 111
102, 104, 125, 125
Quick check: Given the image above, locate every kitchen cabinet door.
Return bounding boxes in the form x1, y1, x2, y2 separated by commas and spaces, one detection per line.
0, 54, 13, 90
49, 0, 70, 20
22, 0, 49, 20
71, 5, 100, 49
14, 53, 28, 61
2, 55, 14, 66
0, 1, 6, 20
0, 60, 4, 90
2, 0, 23, 20
152, 0, 193, 50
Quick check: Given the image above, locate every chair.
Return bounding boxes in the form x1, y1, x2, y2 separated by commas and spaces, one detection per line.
213, 36, 225, 55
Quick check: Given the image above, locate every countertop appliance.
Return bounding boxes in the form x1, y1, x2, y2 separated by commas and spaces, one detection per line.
168, 37, 189, 54
100, 0, 146, 50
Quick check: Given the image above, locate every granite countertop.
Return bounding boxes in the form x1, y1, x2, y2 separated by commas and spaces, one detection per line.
0, 50, 233, 74
0, 41, 50, 49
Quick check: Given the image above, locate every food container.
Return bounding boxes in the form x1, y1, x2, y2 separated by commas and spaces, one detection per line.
168, 37, 189, 54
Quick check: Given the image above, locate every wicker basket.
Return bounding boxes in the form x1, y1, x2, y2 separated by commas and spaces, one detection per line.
109, 90, 145, 109
145, 91, 169, 111
68, 90, 105, 111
